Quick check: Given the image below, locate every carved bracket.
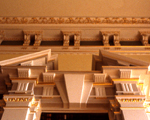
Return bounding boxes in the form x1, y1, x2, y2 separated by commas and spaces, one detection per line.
139, 31, 150, 46
23, 31, 43, 49
101, 31, 120, 46
62, 31, 81, 48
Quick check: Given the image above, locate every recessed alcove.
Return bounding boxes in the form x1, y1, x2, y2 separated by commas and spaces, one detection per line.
120, 41, 142, 46
29, 35, 35, 45
41, 41, 63, 46
69, 35, 74, 46
80, 41, 103, 46
109, 35, 114, 46
1, 41, 23, 45
40, 113, 109, 120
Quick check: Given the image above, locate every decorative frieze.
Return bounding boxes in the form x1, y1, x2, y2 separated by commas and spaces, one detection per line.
18, 68, 31, 78
0, 17, 150, 24
117, 98, 145, 102
4, 97, 32, 102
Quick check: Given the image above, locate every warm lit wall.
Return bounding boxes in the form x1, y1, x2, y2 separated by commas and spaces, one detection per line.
58, 54, 92, 71
0, 54, 92, 71
0, 0, 149, 17
0, 54, 150, 71
123, 55, 150, 63
0, 54, 25, 61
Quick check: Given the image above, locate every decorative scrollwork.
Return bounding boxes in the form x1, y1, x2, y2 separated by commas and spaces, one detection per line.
0, 17, 149, 24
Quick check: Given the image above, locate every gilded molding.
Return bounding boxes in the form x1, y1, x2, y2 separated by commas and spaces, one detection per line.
31, 102, 38, 107
0, 17, 149, 24
117, 98, 145, 102
5, 97, 33, 102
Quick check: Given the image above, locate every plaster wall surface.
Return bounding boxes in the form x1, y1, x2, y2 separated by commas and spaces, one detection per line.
2, 108, 29, 120
0, 0, 150, 17
1, 54, 150, 71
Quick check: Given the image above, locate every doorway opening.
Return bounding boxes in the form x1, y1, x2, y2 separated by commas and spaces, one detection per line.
41, 113, 109, 120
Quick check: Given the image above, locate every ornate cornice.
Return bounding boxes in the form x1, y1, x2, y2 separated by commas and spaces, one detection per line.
23, 30, 43, 35
0, 17, 150, 24
62, 31, 81, 35
139, 31, 150, 35
101, 31, 120, 35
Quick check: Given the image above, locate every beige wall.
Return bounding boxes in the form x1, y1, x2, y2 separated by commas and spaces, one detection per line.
0, 54, 25, 61
0, 53, 149, 71
123, 55, 150, 63
58, 54, 92, 71
0, 54, 92, 71
0, 0, 150, 17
